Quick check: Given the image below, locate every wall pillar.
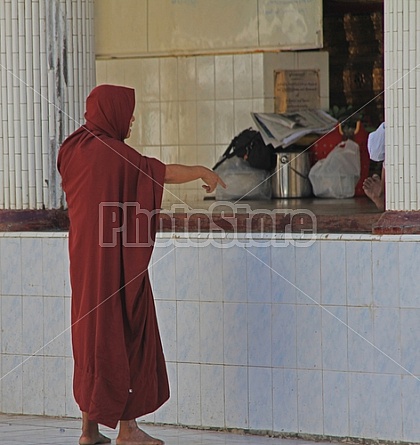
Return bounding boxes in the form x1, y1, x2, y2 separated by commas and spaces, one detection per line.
0, 0, 95, 210
384, 0, 420, 211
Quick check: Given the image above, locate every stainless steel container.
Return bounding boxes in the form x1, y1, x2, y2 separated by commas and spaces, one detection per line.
272, 150, 312, 198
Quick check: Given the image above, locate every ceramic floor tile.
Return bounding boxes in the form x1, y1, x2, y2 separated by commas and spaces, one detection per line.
0, 414, 345, 445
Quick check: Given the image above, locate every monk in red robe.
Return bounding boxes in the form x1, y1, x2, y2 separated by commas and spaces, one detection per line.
57, 84, 225, 445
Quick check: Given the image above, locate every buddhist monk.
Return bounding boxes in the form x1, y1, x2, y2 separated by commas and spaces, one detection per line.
57, 84, 225, 445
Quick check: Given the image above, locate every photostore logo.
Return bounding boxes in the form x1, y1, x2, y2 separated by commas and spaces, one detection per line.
99, 202, 317, 248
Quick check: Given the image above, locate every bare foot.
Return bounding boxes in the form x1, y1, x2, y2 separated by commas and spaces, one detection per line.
117, 420, 164, 445
363, 174, 385, 211
79, 432, 112, 445
80, 412, 111, 445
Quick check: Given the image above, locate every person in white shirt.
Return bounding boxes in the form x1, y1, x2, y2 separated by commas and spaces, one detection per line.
363, 122, 385, 211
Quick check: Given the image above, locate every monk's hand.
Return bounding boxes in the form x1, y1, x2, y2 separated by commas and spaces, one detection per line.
200, 167, 227, 193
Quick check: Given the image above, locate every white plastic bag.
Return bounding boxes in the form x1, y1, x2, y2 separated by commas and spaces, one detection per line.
309, 139, 360, 198
215, 156, 272, 200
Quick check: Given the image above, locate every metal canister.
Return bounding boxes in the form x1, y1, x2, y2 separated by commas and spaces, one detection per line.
271, 150, 312, 198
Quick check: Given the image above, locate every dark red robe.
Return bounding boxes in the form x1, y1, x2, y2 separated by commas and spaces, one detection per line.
57, 84, 169, 428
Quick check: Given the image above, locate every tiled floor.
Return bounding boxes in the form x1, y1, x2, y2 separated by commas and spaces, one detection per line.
0, 414, 342, 445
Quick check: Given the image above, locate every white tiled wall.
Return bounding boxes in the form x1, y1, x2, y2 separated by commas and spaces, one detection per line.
384, 2, 420, 210
1, 232, 420, 442
96, 51, 329, 207
0, 233, 78, 418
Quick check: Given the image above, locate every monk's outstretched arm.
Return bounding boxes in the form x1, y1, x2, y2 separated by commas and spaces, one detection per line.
164, 164, 226, 193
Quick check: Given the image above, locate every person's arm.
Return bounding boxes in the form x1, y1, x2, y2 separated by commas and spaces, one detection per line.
164, 164, 226, 193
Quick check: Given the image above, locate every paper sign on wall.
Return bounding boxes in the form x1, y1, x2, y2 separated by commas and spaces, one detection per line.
275, 69, 320, 113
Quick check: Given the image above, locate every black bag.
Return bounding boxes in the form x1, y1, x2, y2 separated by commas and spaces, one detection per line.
213, 128, 276, 171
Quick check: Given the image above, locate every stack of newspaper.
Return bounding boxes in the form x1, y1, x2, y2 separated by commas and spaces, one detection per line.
251, 109, 338, 148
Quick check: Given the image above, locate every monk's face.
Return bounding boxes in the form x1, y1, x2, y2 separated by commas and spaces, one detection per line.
126, 115, 135, 139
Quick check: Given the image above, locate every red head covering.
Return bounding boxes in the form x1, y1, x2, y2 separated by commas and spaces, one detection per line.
84, 84, 135, 141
